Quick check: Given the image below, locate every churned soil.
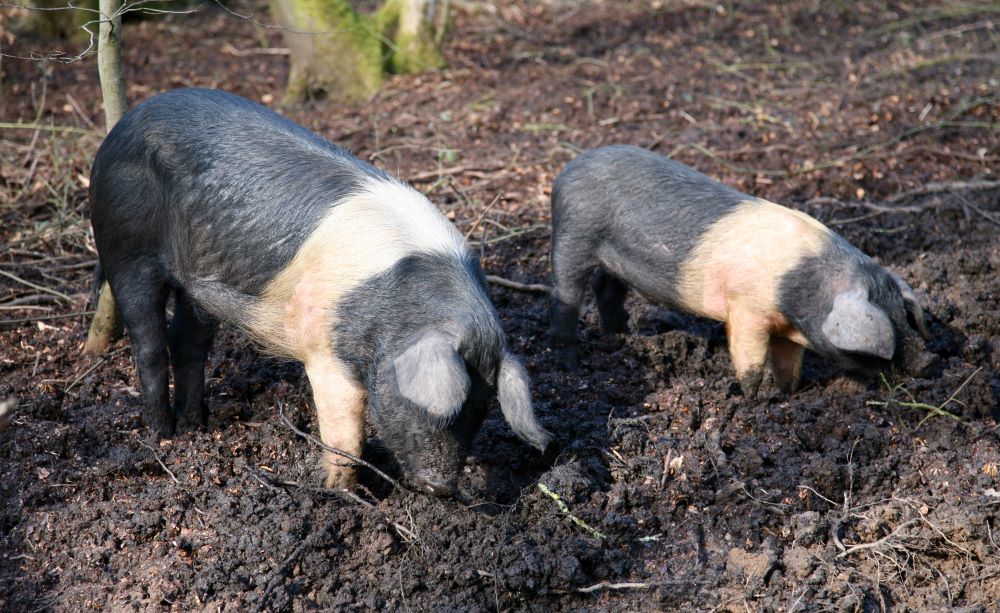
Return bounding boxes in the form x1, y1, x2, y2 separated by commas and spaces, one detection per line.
2, 1, 999, 610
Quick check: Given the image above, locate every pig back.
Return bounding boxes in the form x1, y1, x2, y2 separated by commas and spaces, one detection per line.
91, 88, 387, 302
552, 145, 751, 307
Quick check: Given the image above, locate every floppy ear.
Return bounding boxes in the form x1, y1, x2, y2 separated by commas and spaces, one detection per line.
392, 330, 470, 429
890, 272, 929, 340
497, 353, 551, 453
822, 289, 896, 360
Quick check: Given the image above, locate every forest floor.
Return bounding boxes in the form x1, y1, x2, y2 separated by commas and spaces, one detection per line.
2, 0, 999, 610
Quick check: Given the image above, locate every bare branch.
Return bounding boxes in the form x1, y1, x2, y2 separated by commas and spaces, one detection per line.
277, 403, 408, 493
486, 275, 552, 295
885, 179, 1000, 204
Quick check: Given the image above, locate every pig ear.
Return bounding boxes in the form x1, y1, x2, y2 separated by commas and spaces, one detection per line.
497, 353, 551, 453
890, 272, 929, 340
822, 290, 896, 359
392, 331, 470, 429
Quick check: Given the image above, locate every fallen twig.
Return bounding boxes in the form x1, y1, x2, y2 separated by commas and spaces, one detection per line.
893, 497, 974, 557
0, 269, 77, 304
409, 162, 508, 182
135, 438, 181, 485
907, 145, 1000, 163
256, 518, 337, 613
867, 368, 980, 428
885, 179, 1000, 204
0, 293, 63, 307
64, 358, 106, 395
537, 483, 605, 540
277, 403, 407, 493
0, 310, 96, 327
809, 179, 1000, 223
464, 192, 504, 241
659, 448, 673, 490
552, 581, 651, 594
220, 43, 290, 56
836, 519, 920, 558
575, 581, 651, 594
832, 517, 847, 553
336, 489, 419, 543
0, 305, 54, 313
951, 190, 1000, 228
0, 398, 15, 432
469, 223, 547, 247
0, 122, 99, 136
242, 466, 420, 545
486, 275, 552, 294
806, 196, 928, 214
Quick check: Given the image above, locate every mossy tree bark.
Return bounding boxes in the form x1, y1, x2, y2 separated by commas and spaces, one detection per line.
19, 0, 98, 41
377, 0, 445, 75
270, 0, 446, 103
82, 0, 126, 355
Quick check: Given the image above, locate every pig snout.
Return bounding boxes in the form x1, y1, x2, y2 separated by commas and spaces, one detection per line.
401, 435, 462, 497
411, 471, 456, 497
898, 330, 939, 378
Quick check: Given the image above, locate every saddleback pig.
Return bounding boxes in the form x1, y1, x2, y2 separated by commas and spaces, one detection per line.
549, 145, 931, 395
90, 88, 550, 496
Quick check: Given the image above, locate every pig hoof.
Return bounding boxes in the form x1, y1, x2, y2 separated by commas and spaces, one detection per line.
550, 345, 580, 369
600, 316, 629, 335
738, 369, 764, 399
324, 465, 358, 490
145, 415, 176, 439
176, 404, 209, 432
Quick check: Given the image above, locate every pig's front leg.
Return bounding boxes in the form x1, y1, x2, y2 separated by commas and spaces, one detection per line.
725, 307, 771, 398
304, 354, 367, 488
768, 336, 804, 393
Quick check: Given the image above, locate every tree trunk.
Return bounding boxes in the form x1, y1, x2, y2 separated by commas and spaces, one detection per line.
377, 0, 445, 75
20, 0, 98, 41
82, 0, 126, 355
271, 0, 446, 103
270, 0, 385, 103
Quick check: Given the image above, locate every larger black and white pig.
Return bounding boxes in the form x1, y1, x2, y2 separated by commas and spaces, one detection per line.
549, 145, 931, 395
89, 88, 550, 496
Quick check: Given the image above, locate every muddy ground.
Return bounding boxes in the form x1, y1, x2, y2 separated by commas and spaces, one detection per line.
2, 0, 999, 610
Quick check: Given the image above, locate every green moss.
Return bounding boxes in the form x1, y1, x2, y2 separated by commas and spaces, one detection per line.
375, 0, 445, 74
19, 0, 98, 41
270, 0, 444, 102
271, 0, 383, 103
387, 28, 445, 74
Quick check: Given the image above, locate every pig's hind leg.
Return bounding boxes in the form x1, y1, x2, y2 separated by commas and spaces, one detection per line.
549, 242, 598, 365
591, 269, 630, 334
168, 289, 217, 430
108, 263, 174, 437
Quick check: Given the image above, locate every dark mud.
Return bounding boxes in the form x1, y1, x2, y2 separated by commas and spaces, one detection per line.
2, 1, 999, 610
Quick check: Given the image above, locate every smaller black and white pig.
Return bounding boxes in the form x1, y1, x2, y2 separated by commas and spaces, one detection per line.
549, 145, 931, 395
89, 88, 550, 496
